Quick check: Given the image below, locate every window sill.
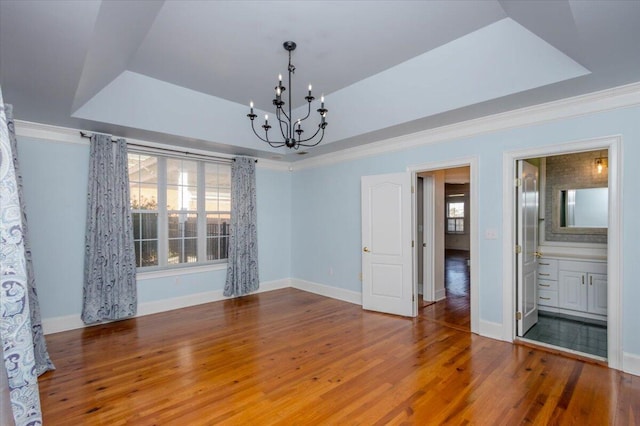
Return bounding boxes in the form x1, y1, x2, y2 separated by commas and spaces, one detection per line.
136, 262, 227, 280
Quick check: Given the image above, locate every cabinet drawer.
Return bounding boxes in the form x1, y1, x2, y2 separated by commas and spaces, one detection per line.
537, 279, 558, 292
537, 259, 558, 281
538, 289, 558, 307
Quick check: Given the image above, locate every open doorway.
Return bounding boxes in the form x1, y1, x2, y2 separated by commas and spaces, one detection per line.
515, 148, 612, 360
504, 135, 622, 369
416, 166, 472, 331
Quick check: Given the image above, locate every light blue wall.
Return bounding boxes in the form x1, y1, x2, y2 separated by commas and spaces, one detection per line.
15, 104, 640, 358
17, 137, 292, 319
256, 167, 292, 282
291, 105, 640, 356
18, 139, 88, 319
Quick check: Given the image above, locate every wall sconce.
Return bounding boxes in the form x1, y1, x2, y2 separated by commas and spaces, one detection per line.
595, 157, 608, 174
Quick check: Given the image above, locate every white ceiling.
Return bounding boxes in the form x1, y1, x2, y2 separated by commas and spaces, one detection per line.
1, 0, 639, 161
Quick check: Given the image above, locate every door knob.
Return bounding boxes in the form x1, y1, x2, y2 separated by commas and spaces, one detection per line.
363, 247, 370, 253
533, 251, 543, 258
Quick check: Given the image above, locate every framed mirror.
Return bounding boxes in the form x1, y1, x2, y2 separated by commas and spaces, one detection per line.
552, 185, 608, 234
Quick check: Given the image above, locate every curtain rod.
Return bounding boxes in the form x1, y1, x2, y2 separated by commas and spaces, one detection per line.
79, 131, 256, 163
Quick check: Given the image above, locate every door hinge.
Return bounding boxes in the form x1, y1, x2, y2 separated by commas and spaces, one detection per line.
516, 311, 522, 320
515, 245, 522, 254
515, 178, 522, 187
412, 240, 415, 248
411, 186, 415, 194
412, 294, 415, 302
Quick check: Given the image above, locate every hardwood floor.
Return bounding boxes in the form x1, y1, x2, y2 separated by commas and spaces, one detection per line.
421, 249, 471, 331
39, 288, 639, 425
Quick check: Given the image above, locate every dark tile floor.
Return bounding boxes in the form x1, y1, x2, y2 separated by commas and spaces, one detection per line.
524, 312, 607, 358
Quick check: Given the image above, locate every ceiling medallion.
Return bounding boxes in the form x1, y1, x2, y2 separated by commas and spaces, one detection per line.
247, 41, 328, 149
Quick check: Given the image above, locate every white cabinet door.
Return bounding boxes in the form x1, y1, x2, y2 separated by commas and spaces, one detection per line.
588, 273, 608, 315
559, 271, 587, 312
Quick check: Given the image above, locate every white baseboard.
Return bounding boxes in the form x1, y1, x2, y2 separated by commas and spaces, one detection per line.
42, 314, 86, 335
290, 278, 362, 305
435, 288, 447, 302
623, 352, 640, 377
42, 278, 291, 335
479, 319, 506, 342
136, 278, 290, 317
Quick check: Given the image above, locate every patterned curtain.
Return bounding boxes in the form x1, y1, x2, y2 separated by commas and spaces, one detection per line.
224, 157, 259, 297
5, 104, 55, 377
82, 134, 137, 324
0, 94, 43, 424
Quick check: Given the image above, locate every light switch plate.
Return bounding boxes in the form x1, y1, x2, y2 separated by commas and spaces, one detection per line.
485, 229, 498, 240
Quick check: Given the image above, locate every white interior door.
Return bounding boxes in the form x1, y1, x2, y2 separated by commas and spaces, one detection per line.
422, 175, 435, 302
361, 172, 414, 317
517, 160, 539, 336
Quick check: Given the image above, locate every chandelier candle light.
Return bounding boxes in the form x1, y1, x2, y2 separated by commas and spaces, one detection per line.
247, 41, 328, 149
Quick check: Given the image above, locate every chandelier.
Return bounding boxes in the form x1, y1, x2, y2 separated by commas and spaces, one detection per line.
247, 41, 328, 149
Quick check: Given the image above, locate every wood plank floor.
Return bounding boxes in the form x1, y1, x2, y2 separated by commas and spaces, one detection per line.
39, 288, 639, 425
421, 249, 471, 331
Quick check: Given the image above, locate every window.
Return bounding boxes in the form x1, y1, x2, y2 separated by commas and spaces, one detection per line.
447, 201, 465, 233
128, 152, 231, 269
129, 153, 159, 267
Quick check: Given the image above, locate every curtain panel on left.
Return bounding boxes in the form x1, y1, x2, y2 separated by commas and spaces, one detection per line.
5, 104, 55, 377
0, 94, 43, 424
82, 134, 137, 324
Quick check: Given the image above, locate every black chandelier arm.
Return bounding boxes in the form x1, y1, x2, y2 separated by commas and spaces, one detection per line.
296, 124, 325, 146
275, 108, 290, 137
296, 101, 313, 123
250, 120, 286, 147
267, 141, 287, 148
297, 127, 326, 148
276, 104, 290, 123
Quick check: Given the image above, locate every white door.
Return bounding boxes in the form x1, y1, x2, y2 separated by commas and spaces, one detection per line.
422, 175, 435, 302
517, 160, 539, 335
361, 172, 414, 317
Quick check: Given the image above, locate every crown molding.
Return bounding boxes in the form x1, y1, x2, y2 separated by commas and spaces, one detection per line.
15, 120, 86, 145
13, 119, 290, 171
292, 81, 640, 171
14, 81, 640, 173
255, 159, 292, 172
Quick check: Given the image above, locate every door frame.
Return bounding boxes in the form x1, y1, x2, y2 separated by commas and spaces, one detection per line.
408, 157, 479, 334
502, 135, 622, 370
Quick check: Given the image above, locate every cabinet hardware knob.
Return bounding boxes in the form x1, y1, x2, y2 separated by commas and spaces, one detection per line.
363, 247, 370, 253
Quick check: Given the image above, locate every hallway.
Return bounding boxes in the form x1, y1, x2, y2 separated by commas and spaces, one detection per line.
421, 249, 470, 331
